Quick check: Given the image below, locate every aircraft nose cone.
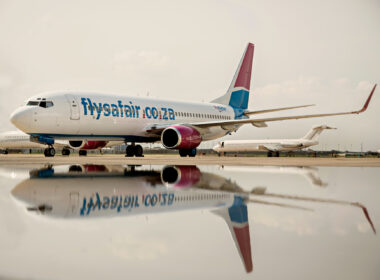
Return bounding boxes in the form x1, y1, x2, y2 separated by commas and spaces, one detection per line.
11, 184, 31, 203
10, 108, 32, 131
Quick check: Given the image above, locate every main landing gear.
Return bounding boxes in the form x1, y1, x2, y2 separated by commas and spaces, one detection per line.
179, 148, 197, 157
125, 143, 144, 157
79, 150, 87, 156
44, 147, 56, 157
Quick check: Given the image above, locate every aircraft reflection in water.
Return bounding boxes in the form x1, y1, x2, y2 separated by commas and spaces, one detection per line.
10, 164, 377, 274
11, 164, 253, 273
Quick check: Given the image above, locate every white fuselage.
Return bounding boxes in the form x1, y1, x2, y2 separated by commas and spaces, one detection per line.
10, 92, 236, 142
11, 166, 240, 218
213, 138, 318, 152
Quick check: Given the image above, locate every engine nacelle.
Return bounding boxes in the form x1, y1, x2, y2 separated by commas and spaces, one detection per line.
161, 126, 201, 149
68, 140, 108, 150
161, 166, 201, 188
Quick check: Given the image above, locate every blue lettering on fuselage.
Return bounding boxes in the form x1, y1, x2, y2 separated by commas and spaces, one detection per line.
80, 98, 174, 120
80, 192, 175, 216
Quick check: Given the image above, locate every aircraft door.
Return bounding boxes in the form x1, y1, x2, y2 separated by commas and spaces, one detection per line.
69, 192, 80, 215
65, 94, 80, 120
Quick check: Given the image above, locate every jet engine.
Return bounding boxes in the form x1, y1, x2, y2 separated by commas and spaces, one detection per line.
161, 126, 201, 149
68, 140, 108, 150
161, 165, 201, 188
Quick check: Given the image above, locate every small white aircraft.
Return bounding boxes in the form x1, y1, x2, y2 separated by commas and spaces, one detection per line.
213, 125, 335, 157
0, 130, 122, 156
9, 43, 376, 157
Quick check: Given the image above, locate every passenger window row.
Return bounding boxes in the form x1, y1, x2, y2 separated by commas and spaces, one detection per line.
175, 111, 231, 120
173, 193, 229, 202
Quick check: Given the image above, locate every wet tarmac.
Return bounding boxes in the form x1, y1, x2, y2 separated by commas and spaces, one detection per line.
1, 154, 380, 167
0, 164, 379, 279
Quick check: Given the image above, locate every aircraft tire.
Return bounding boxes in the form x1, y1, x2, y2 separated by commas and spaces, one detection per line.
135, 145, 143, 157
79, 150, 87, 156
275, 151, 280, 157
267, 151, 272, 157
44, 147, 55, 157
188, 148, 197, 157
62, 148, 70, 156
125, 145, 134, 157
179, 149, 188, 157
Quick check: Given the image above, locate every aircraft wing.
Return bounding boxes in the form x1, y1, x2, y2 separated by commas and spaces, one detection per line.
192, 84, 376, 129
258, 144, 283, 151
244, 104, 315, 116
145, 84, 376, 135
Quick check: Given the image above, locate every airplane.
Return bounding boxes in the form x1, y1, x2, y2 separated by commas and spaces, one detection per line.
0, 130, 123, 156
220, 165, 328, 187
213, 125, 335, 157
11, 164, 254, 273
9, 43, 377, 157
9, 164, 376, 273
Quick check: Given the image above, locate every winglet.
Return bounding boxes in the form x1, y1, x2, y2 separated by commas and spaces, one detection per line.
357, 84, 376, 113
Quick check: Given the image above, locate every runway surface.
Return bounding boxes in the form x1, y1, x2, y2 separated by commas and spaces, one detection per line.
1, 154, 380, 166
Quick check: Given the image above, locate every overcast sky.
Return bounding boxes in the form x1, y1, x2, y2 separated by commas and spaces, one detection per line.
0, 0, 379, 151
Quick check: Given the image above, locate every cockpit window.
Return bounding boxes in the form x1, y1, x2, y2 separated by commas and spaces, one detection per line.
27, 101, 39, 106
26, 100, 54, 108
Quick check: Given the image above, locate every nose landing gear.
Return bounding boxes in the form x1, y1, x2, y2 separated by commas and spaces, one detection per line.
44, 147, 56, 157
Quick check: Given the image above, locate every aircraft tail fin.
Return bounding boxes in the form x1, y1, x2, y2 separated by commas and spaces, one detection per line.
302, 125, 336, 141
212, 195, 253, 273
212, 43, 254, 114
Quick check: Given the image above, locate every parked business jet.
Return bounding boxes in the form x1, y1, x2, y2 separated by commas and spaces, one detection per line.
0, 130, 122, 156
213, 125, 335, 157
221, 166, 327, 187
9, 43, 376, 157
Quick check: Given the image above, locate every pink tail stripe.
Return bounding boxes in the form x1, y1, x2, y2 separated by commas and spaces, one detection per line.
234, 43, 254, 90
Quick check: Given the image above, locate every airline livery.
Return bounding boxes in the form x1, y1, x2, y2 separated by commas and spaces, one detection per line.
9, 43, 376, 157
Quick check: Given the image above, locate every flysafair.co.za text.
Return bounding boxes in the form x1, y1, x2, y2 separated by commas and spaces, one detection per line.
81, 98, 175, 120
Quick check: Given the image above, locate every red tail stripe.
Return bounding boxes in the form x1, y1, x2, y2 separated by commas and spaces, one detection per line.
234, 43, 254, 90
233, 225, 253, 273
